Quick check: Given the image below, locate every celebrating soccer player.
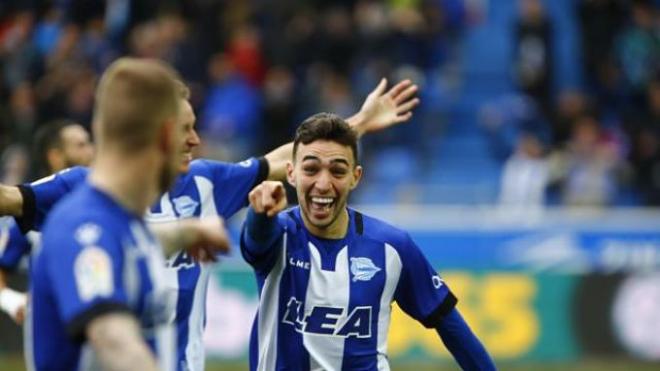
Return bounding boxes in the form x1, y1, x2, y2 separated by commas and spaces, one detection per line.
0, 120, 94, 324
0, 72, 419, 370
241, 113, 496, 370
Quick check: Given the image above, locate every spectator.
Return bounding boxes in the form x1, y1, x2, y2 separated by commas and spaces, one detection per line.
513, 0, 553, 114
552, 114, 624, 206
499, 132, 549, 209
616, 0, 660, 102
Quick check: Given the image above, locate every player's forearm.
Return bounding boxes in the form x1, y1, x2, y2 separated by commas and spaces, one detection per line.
0, 185, 23, 217
264, 143, 292, 181
87, 313, 158, 371
242, 208, 282, 255
150, 220, 199, 258
436, 308, 496, 371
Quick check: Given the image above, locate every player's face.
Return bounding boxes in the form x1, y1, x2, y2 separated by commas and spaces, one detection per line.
159, 114, 186, 193
59, 125, 94, 169
288, 140, 362, 237
177, 99, 201, 174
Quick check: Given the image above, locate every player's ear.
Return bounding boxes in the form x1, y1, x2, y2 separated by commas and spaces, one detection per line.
286, 161, 296, 187
350, 165, 362, 190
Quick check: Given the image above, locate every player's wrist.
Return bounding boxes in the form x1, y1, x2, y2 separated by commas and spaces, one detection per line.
0, 287, 26, 318
346, 112, 367, 138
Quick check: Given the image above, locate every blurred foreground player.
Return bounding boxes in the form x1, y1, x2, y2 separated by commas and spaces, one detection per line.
242, 114, 496, 370
28, 58, 230, 371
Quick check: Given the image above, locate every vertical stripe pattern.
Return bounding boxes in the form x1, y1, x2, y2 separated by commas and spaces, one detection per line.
256, 234, 287, 371
304, 242, 349, 370
377, 244, 402, 370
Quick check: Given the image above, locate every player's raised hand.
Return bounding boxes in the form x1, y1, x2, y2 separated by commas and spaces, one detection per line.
350, 78, 420, 136
249, 181, 287, 217
181, 216, 231, 263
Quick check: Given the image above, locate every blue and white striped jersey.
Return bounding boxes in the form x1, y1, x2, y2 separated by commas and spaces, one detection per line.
146, 158, 266, 371
29, 182, 175, 371
241, 207, 457, 371
20, 158, 267, 371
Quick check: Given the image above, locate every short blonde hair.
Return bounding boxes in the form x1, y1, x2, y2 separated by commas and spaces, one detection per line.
93, 57, 181, 151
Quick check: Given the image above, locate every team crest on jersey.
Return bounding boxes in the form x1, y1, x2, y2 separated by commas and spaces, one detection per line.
173, 196, 199, 218
350, 257, 381, 282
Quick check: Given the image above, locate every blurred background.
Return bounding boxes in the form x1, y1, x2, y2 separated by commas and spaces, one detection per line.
1, 0, 660, 370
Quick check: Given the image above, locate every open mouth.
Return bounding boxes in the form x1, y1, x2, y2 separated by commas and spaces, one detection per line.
309, 196, 335, 217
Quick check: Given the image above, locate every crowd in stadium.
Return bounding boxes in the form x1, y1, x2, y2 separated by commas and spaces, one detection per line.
0, 0, 659, 207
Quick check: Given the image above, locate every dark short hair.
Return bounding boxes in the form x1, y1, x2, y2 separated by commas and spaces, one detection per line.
33, 120, 79, 173
293, 113, 359, 165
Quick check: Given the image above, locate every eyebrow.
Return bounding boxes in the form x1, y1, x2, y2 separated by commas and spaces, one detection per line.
301, 155, 350, 166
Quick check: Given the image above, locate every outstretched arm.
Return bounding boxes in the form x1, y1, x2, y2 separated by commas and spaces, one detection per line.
264, 79, 420, 180
0, 185, 22, 217
150, 216, 231, 262
436, 308, 496, 371
242, 181, 287, 259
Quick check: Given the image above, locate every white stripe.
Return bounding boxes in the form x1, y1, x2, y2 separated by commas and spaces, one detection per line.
156, 323, 176, 371
185, 265, 210, 370
131, 222, 176, 371
24, 295, 35, 371
304, 242, 349, 371
183, 176, 220, 371
256, 234, 287, 371
377, 243, 402, 370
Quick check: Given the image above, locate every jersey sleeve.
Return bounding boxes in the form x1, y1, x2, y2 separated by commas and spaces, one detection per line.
44, 218, 131, 342
393, 234, 457, 328
240, 209, 286, 275
0, 218, 31, 271
16, 166, 89, 233
204, 157, 269, 218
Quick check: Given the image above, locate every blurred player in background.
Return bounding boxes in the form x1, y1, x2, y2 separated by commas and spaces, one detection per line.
0, 74, 420, 370
242, 114, 496, 370
0, 120, 93, 324
32, 120, 94, 178
28, 57, 231, 371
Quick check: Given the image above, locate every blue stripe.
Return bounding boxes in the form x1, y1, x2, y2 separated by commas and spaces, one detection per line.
275, 234, 311, 370
342, 238, 385, 371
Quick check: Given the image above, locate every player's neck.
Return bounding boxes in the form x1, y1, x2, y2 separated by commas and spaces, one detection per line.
302, 208, 350, 239
89, 152, 161, 216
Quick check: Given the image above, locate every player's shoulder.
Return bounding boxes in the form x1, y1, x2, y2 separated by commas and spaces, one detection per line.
188, 157, 257, 172
43, 185, 126, 241
353, 209, 413, 248
51, 166, 89, 186
28, 166, 89, 188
